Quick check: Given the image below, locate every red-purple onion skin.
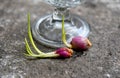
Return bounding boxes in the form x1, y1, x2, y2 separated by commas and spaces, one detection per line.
56, 47, 73, 58
71, 36, 88, 51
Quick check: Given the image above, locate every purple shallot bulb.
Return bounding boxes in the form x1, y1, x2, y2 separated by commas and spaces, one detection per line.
71, 36, 92, 51
55, 47, 73, 58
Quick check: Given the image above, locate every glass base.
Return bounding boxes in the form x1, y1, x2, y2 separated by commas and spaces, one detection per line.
32, 14, 90, 48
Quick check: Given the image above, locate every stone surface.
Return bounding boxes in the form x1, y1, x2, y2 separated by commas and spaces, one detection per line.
0, 0, 120, 78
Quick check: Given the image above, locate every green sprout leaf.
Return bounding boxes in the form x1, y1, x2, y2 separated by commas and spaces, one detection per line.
62, 15, 72, 48
24, 38, 34, 56
24, 13, 59, 58
27, 13, 44, 54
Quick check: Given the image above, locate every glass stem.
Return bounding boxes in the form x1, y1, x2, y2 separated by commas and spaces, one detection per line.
52, 8, 70, 21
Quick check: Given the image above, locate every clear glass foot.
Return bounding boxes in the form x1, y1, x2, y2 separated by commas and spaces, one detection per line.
32, 14, 90, 48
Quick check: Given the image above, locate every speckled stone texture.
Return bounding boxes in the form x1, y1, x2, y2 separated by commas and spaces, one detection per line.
0, 0, 120, 78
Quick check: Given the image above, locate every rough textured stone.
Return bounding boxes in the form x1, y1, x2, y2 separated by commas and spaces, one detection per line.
0, 0, 120, 78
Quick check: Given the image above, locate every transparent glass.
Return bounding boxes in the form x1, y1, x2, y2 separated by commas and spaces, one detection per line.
44, 0, 82, 8
32, 0, 90, 48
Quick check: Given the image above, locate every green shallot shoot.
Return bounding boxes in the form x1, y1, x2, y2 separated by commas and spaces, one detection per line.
24, 13, 73, 58
62, 15, 92, 51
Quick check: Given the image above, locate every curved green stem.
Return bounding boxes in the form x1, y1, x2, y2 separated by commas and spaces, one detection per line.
25, 38, 59, 58
24, 13, 59, 58
62, 15, 72, 48
24, 38, 38, 56
27, 13, 44, 54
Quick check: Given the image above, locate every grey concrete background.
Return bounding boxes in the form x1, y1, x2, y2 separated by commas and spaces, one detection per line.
0, 0, 120, 78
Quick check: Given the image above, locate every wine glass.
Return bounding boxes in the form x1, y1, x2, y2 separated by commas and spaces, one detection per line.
32, 0, 90, 48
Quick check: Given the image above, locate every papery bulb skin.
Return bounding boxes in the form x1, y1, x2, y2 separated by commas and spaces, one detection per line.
71, 36, 92, 51
56, 47, 73, 58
